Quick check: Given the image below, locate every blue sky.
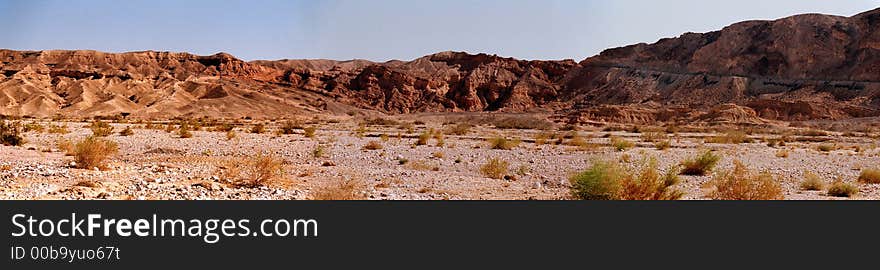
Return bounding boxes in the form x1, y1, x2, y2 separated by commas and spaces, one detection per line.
1, 0, 878, 61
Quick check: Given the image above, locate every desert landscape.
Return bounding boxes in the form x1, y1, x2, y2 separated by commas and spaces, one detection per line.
3, 8, 880, 200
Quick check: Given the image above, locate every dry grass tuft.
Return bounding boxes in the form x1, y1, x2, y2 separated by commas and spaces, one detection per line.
610, 137, 635, 151
88, 121, 114, 137
800, 171, 825, 191
708, 161, 783, 200
363, 140, 384, 150
446, 123, 473, 136
857, 168, 880, 184
827, 181, 859, 197
480, 158, 509, 179
226, 130, 236, 140
569, 159, 682, 200
705, 130, 752, 144
488, 136, 520, 150
119, 126, 134, 136
0, 120, 25, 146
654, 140, 672, 150
303, 126, 317, 138
311, 178, 367, 200
177, 124, 193, 138
775, 149, 790, 158
73, 136, 119, 170
250, 123, 266, 134
680, 150, 721, 176
223, 154, 285, 188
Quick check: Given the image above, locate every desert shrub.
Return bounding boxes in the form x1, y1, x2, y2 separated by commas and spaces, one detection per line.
655, 140, 672, 150
857, 168, 880, 184
353, 125, 367, 138
432, 152, 445, 159
446, 123, 473, 136
311, 178, 367, 200
119, 126, 134, 136
23, 122, 45, 133
488, 136, 520, 150
566, 133, 591, 148
492, 116, 552, 130
640, 132, 666, 143
379, 133, 389, 141
534, 132, 553, 146
827, 181, 859, 197
610, 137, 634, 151
416, 131, 431, 146
280, 120, 302, 135
213, 123, 235, 132
73, 136, 119, 170
480, 158, 509, 179
303, 126, 317, 138
705, 130, 752, 144
0, 120, 25, 146
363, 141, 383, 150
88, 121, 114, 137
48, 124, 69, 134
226, 130, 236, 140
619, 162, 683, 200
801, 171, 825, 191
362, 117, 399, 126
680, 150, 721, 176
164, 124, 176, 133
312, 145, 327, 158
709, 161, 783, 200
228, 154, 284, 188
250, 123, 265, 134
569, 160, 682, 200
178, 124, 193, 138
775, 149, 790, 158
817, 144, 836, 152
56, 139, 75, 156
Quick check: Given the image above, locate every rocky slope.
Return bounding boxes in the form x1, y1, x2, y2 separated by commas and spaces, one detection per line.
3, 8, 880, 124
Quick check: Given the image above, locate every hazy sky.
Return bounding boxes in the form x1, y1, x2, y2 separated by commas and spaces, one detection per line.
1, 0, 878, 61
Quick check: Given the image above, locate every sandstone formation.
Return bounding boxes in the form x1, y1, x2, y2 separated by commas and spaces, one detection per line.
3, 8, 880, 124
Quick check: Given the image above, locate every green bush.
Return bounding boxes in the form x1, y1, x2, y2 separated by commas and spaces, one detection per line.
680, 151, 721, 176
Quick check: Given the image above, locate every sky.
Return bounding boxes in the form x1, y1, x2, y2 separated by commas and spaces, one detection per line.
0, 0, 878, 61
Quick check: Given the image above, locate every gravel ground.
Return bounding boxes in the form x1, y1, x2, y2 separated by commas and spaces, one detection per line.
1, 121, 879, 200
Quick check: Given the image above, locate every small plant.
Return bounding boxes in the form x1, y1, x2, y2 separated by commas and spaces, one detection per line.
226, 130, 237, 140
379, 134, 389, 141
655, 140, 671, 150
280, 120, 302, 135
363, 141, 383, 150
56, 138, 75, 156
817, 144, 836, 152
47, 124, 70, 134
800, 171, 825, 191
432, 152, 445, 159
250, 123, 265, 134
827, 181, 858, 197
416, 131, 431, 146
178, 124, 193, 138
640, 132, 666, 143
566, 133, 591, 148
709, 161, 783, 200
569, 160, 682, 200
857, 168, 880, 184
610, 137, 634, 151
311, 178, 367, 200
119, 126, 134, 136
303, 126, 317, 138
705, 130, 752, 144
775, 149, 790, 158
73, 136, 119, 170
446, 123, 472, 136
228, 154, 284, 188
397, 157, 409, 165
488, 136, 520, 150
680, 150, 721, 176
23, 122, 45, 133
312, 145, 327, 158
88, 121, 114, 137
0, 120, 25, 146
480, 158, 509, 179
